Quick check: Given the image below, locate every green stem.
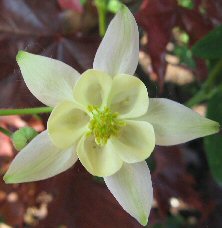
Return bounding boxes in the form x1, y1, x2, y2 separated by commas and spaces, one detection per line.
186, 89, 208, 107
204, 58, 222, 88
0, 127, 12, 137
97, 3, 107, 37
186, 58, 222, 107
0, 107, 53, 116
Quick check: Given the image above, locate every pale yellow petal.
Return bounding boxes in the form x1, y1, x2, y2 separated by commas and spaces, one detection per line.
77, 135, 123, 177
108, 75, 148, 118
110, 120, 155, 163
47, 101, 89, 149
73, 69, 112, 108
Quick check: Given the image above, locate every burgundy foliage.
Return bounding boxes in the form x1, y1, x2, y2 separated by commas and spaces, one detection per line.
0, 0, 222, 227
136, 0, 222, 87
58, 0, 84, 13
0, 0, 100, 108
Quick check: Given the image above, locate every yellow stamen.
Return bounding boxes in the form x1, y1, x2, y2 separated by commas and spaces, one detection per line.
87, 105, 125, 146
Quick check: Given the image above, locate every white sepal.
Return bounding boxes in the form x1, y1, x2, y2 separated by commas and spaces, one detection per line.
93, 6, 139, 77
138, 98, 220, 145
4, 131, 78, 183
104, 162, 153, 226
17, 51, 80, 107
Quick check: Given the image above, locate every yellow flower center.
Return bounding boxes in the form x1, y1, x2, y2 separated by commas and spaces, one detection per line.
87, 105, 125, 146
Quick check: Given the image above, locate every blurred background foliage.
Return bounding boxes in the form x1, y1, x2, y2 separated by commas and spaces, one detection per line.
0, 0, 222, 227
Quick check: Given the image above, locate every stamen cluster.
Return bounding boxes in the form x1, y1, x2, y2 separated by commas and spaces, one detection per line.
88, 105, 125, 146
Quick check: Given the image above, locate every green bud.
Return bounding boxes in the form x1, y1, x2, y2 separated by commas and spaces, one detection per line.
12, 127, 38, 151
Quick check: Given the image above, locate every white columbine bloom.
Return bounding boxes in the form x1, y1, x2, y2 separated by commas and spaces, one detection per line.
3, 6, 219, 226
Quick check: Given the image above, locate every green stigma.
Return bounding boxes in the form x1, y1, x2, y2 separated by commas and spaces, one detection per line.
87, 105, 125, 146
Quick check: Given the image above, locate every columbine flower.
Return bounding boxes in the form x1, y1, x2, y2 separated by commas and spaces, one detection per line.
3, 6, 219, 226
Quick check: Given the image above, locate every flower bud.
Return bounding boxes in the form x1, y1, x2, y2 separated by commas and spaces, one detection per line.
12, 127, 38, 151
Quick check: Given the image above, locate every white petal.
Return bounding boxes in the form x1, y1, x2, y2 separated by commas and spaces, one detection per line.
104, 162, 153, 226
16, 51, 80, 107
138, 98, 220, 146
4, 131, 77, 183
93, 6, 139, 76
108, 75, 148, 118
73, 69, 112, 108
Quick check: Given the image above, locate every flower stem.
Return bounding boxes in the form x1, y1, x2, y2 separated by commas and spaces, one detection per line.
0, 107, 53, 116
98, 7, 107, 37
95, 0, 107, 37
0, 127, 12, 137
186, 58, 222, 107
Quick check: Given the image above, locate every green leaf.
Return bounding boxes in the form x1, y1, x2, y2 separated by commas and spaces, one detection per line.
174, 45, 196, 69
192, 25, 222, 59
204, 89, 222, 185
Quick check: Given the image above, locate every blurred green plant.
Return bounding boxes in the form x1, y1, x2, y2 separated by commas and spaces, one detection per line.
0, 107, 52, 138
183, 25, 222, 185
174, 45, 195, 69
0, 127, 11, 137
107, 0, 122, 13
151, 215, 185, 228
186, 25, 222, 107
192, 26, 222, 59
80, 0, 87, 4
204, 91, 222, 185
177, 0, 194, 9
94, 0, 122, 36
171, 28, 196, 69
